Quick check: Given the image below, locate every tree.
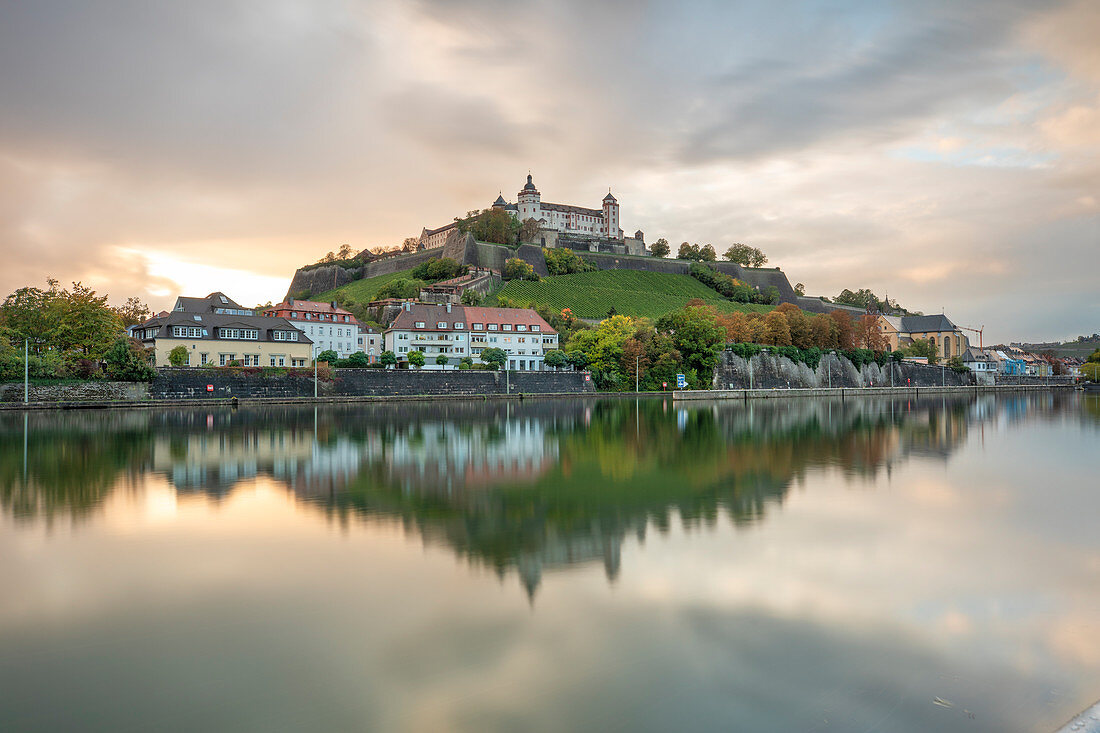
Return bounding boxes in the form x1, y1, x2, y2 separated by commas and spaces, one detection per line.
435, 353, 450, 369
408, 350, 426, 369
459, 356, 474, 370
761, 310, 792, 346
337, 243, 354, 260
380, 350, 397, 368
480, 347, 507, 370
104, 337, 155, 381
1081, 362, 1100, 381
317, 350, 338, 364
905, 338, 939, 365
776, 303, 812, 348
401, 237, 420, 252
794, 283, 805, 296
699, 244, 717, 262
566, 350, 588, 370
461, 289, 482, 306
650, 238, 670, 258
168, 345, 189, 367
345, 352, 369, 367
655, 306, 724, 375
854, 314, 888, 351
116, 297, 151, 328
519, 217, 541, 243
677, 242, 700, 260
544, 349, 566, 370
456, 208, 521, 245
833, 288, 880, 311
1088, 348, 1100, 363
412, 257, 466, 282
503, 258, 538, 281
544, 248, 594, 275
723, 243, 767, 267
829, 310, 856, 349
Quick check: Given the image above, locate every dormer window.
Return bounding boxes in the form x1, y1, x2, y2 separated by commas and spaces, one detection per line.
517, 325, 527, 331
531, 325, 540, 332
437, 321, 447, 329
415, 321, 425, 328
455, 322, 464, 329
488, 324, 498, 331
219, 296, 228, 304
472, 323, 483, 330
503, 324, 513, 331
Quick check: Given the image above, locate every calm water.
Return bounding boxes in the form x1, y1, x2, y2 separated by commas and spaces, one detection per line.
1, 393, 1098, 732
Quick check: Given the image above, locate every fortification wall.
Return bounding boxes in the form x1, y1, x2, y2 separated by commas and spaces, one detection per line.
149, 368, 593, 400
0, 381, 150, 403
285, 265, 363, 300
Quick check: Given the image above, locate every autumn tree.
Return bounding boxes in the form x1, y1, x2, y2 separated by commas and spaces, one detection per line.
116, 297, 151, 328
829, 310, 856, 349
776, 303, 812, 348
854, 314, 888, 351
762, 310, 792, 346
401, 237, 420, 252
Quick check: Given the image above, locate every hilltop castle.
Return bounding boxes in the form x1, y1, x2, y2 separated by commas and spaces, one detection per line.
420, 175, 646, 255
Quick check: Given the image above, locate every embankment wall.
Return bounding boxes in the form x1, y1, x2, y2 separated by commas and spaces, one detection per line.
714, 351, 972, 389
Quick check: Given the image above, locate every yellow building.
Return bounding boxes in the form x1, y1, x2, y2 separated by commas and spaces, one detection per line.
877, 314, 969, 359
132, 292, 313, 367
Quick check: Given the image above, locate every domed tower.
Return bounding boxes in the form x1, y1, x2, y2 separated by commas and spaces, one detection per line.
602, 189, 620, 240
491, 193, 507, 209
517, 174, 541, 221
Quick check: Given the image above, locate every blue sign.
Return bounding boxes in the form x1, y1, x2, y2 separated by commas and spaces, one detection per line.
676, 373, 687, 389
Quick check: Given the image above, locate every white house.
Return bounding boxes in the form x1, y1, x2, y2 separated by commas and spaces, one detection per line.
263, 299, 379, 361
383, 302, 558, 370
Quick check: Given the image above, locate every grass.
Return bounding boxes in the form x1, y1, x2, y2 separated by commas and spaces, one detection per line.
315, 268, 417, 303
496, 270, 773, 320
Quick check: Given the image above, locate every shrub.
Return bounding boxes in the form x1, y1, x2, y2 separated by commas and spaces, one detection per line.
408, 351, 425, 369
480, 347, 507, 370
375, 278, 425, 300
344, 352, 369, 368
168, 345, 189, 367
104, 337, 155, 381
544, 248, 595, 276
380, 351, 397, 368
503, 258, 538, 281
459, 356, 473, 370
317, 350, 338, 364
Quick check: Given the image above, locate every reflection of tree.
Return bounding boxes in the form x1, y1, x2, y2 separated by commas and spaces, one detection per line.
0, 413, 153, 523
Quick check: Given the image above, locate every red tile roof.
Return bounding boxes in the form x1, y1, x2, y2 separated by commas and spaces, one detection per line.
386, 304, 556, 334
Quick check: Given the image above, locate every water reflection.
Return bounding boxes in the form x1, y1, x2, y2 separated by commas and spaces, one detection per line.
1, 392, 1091, 597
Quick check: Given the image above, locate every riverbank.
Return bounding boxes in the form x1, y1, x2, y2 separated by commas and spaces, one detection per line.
0, 382, 1077, 411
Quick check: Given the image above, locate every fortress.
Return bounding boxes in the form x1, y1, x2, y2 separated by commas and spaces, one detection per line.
420, 175, 646, 256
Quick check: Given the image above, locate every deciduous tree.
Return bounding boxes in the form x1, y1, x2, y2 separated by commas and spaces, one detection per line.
650, 238, 670, 258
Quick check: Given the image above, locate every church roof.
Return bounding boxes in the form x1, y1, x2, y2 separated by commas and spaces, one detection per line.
899, 314, 956, 333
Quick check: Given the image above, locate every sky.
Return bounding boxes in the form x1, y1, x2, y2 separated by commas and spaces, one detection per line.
0, 0, 1097, 344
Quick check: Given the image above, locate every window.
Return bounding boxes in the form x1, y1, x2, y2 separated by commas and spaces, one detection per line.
269, 355, 285, 367
272, 331, 298, 341
455, 322, 464, 329
200, 353, 209, 365
415, 321, 426, 329
517, 325, 527, 331
291, 312, 297, 318
531, 325, 540, 332
472, 323, 484, 330
219, 353, 235, 366
488, 324, 498, 331
437, 322, 447, 329
503, 324, 512, 331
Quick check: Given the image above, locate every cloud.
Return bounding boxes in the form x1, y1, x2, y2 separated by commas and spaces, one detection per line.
0, 0, 1097, 341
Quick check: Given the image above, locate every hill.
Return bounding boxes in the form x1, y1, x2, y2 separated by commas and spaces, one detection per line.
314, 268, 416, 303
495, 270, 773, 320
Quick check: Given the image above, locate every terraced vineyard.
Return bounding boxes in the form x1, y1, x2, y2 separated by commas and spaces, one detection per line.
496, 270, 773, 320
315, 268, 417, 303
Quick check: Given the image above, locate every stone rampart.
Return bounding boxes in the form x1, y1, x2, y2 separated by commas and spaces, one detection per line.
994, 374, 1075, 386
0, 381, 150, 403
149, 368, 594, 400
713, 351, 971, 390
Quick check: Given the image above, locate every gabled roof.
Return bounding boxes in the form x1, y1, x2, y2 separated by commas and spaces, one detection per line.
899, 314, 956, 333
493, 194, 507, 206
462, 306, 556, 334
385, 304, 557, 334
173, 292, 248, 313
136, 311, 312, 344
603, 190, 617, 202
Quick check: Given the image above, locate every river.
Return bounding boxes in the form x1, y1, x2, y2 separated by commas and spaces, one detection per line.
0, 393, 1097, 732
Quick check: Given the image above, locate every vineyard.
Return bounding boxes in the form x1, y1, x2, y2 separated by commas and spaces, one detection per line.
496, 270, 773, 320
315, 268, 417, 303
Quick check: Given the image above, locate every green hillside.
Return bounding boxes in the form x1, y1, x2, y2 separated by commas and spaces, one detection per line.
315, 268, 415, 302
496, 270, 772, 320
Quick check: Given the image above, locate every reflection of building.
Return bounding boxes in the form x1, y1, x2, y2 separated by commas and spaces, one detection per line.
386, 420, 558, 491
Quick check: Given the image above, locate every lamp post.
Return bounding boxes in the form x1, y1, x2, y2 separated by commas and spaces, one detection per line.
314, 354, 318, 399
635, 353, 639, 393
24, 339, 29, 404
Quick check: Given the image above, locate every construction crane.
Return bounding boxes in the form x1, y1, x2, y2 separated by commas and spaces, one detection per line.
960, 325, 985, 350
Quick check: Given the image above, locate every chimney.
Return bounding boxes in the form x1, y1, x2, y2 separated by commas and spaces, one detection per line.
404, 302, 411, 312
446, 302, 452, 313
288, 298, 293, 307
331, 301, 337, 309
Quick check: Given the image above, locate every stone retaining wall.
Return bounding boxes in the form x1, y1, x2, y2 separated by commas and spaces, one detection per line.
149, 368, 594, 400
713, 351, 972, 390
0, 381, 149, 403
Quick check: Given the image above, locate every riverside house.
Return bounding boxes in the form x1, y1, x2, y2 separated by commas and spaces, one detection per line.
263, 298, 381, 362
383, 302, 558, 370
132, 292, 312, 367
